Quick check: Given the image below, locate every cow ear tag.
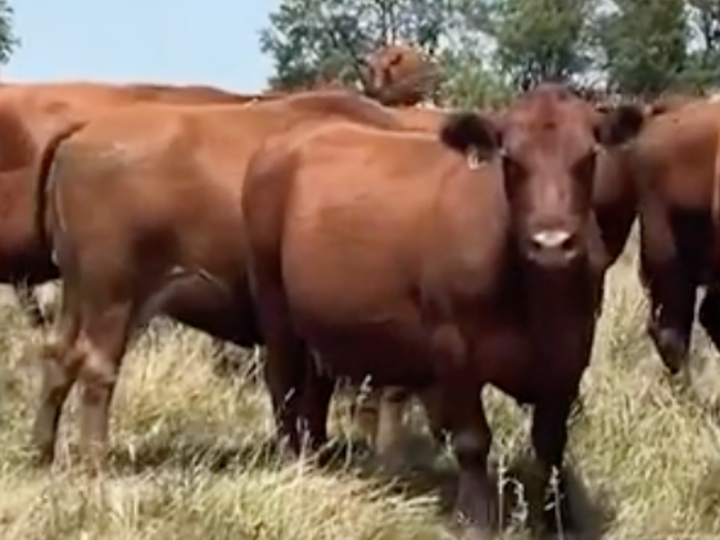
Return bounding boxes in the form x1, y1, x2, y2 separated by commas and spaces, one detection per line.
467, 147, 481, 170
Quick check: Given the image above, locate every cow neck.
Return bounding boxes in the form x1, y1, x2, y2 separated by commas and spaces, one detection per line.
522, 257, 599, 373
515, 217, 605, 369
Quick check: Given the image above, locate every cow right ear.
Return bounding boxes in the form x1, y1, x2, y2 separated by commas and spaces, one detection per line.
439, 112, 500, 162
596, 104, 646, 147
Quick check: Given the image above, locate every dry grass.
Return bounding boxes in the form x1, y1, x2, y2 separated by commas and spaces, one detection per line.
2, 235, 720, 539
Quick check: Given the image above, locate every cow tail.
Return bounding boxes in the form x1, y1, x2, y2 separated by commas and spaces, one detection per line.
34, 121, 86, 250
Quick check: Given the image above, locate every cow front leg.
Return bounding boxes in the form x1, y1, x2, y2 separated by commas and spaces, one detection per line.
447, 385, 495, 535
530, 396, 574, 534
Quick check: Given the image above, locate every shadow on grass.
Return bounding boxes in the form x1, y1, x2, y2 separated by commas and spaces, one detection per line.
75, 426, 613, 540
498, 454, 614, 540
107, 436, 286, 474
105, 432, 386, 476
321, 434, 614, 540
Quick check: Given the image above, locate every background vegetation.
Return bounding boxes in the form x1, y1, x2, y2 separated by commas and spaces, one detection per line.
261, 0, 720, 105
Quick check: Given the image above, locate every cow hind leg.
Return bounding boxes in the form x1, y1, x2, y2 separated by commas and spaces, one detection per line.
639, 209, 697, 375
640, 247, 696, 374
417, 384, 447, 445
74, 300, 134, 474
645, 282, 696, 375
32, 279, 81, 465
349, 385, 424, 469
253, 280, 314, 455
374, 387, 413, 470
349, 386, 381, 446
16, 285, 47, 327
265, 335, 312, 455
297, 361, 334, 454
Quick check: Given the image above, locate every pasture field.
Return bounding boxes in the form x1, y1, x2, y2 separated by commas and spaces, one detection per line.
1, 234, 720, 539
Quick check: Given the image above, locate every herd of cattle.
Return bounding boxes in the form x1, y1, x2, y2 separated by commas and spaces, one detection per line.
0, 43, 718, 535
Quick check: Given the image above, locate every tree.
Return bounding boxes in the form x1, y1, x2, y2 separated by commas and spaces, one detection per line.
683, 0, 720, 89
259, 0, 369, 91
596, 0, 690, 97
488, 0, 598, 90
259, 0, 492, 99
0, 1, 18, 65
438, 48, 512, 108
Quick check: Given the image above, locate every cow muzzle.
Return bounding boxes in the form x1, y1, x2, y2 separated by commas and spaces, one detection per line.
525, 228, 581, 268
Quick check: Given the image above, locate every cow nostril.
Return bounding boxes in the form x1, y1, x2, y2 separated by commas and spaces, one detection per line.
559, 234, 575, 252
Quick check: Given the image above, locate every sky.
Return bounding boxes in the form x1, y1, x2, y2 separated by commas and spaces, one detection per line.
3, 0, 281, 93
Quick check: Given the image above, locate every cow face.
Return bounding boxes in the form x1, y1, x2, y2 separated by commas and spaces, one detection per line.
440, 84, 646, 270
359, 44, 428, 106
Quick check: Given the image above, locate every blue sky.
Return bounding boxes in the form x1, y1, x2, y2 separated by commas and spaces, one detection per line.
3, 0, 281, 92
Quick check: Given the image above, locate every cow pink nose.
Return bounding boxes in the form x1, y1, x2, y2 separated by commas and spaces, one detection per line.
527, 228, 580, 267
531, 229, 573, 250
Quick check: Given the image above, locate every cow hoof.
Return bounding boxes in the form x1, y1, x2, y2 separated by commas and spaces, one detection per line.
451, 473, 497, 536
453, 526, 495, 540
648, 325, 688, 375
29, 445, 55, 468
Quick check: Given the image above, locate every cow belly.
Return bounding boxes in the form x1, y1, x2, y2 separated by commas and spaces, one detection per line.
157, 278, 260, 346
285, 275, 435, 387
299, 320, 437, 389
280, 229, 433, 386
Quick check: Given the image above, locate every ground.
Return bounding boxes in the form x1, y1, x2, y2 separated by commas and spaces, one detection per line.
1, 233, 720, 540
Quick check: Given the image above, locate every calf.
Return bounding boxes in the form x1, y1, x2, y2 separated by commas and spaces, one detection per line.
241, 84, 645, 533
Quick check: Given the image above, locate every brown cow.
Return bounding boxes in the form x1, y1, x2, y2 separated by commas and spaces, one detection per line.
31, 89, 453, 472
359, 43, 437, 107
620, 98, 720, 375
0, 80, 280, 327
241, 84, 645, 534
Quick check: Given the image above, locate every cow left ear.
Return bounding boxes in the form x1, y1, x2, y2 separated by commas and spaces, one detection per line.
596, 104, 646, 147
439, 112, 501, 162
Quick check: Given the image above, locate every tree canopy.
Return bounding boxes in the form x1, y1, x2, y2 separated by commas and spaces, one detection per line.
260, 0, 720, 105
0, 1, 18, 65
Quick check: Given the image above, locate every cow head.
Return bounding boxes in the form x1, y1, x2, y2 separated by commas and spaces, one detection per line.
359, 44, 433, 107
440, 83, 647, 270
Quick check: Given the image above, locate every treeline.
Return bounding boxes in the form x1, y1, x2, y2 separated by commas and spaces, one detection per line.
259, 0, 720, 107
